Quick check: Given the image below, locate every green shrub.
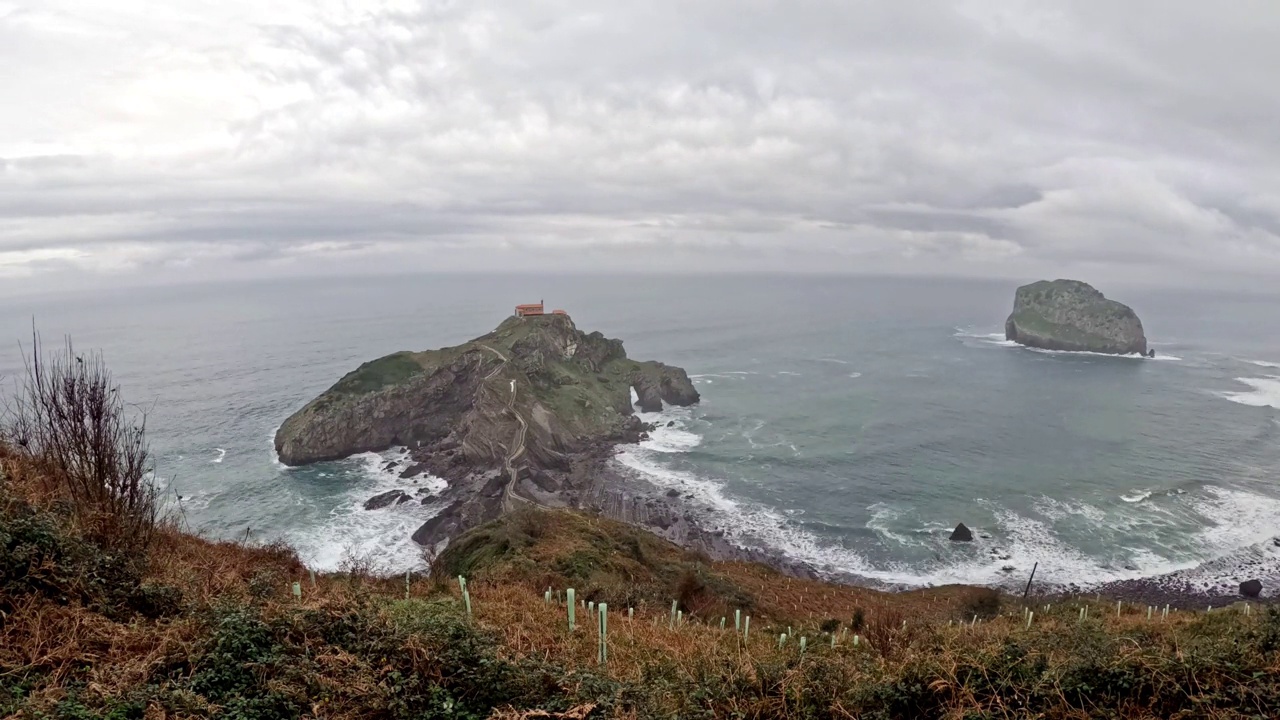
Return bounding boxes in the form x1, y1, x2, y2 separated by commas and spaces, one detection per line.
189, 607, 301, 720
0, 499, 143, 619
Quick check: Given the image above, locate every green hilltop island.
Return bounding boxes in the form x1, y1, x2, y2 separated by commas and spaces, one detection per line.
274, 301, 703, 550
1005, 279, 1152, 357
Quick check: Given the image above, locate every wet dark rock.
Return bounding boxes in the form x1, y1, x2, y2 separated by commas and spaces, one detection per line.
399, 463, 427, 479
665, 489, 681, 498
667, 421, 676, 427
364, 489, 412, 510
950, 523, 974, 542
382, 461, 399, 472
1240, 579, 1263, 598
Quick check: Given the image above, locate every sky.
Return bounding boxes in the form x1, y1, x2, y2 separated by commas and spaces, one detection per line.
3, 0, 1280, 295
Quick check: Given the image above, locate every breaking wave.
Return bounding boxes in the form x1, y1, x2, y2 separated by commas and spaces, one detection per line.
614, 405, 1280, 592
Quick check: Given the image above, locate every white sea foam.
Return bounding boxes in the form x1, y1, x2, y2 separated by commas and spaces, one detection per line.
689, 371, 755, 381
848, 372, 863, 379
953, 329, 1016, 346
953, 328, 1181, 360
1188, 486, 1280, 551
285, 447, 447, 575
1023, 346, 1180, 361
776, 371, 802, 376
620, 411, 1280, 590
267, 426, 296, 471
1220, 376, 1280, 409
617, 391, 1280, 591
815, 358, 850, 365
212, 448, 226, 464
1245, 359, 1280, 369
865, 504, 932, 548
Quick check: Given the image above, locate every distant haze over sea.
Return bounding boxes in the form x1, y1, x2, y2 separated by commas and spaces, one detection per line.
3, 274, 1279, 595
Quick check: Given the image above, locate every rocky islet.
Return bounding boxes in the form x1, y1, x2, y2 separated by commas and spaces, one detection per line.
1005, 279, 1149, 356
275, 311, 701, 549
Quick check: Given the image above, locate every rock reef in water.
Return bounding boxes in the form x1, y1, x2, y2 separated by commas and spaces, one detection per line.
1005, 279, 1148, 355
273, 312, 700, 548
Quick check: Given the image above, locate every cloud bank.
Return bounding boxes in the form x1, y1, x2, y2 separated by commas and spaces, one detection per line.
4, 0, 1280, 291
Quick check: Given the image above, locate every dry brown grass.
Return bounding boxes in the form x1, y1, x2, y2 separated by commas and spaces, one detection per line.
5, 453, 1280, 719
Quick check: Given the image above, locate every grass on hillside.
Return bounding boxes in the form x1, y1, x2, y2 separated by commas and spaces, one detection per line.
4, 336, 1279, 718
330, 352, 427, 396
5, 461, 1280, 720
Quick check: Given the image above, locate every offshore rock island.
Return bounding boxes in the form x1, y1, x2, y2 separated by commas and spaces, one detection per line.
1005, 279, 1150, 356
275, 302, 724, 553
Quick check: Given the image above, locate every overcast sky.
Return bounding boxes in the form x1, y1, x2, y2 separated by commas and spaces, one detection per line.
4, 0, 1280, 294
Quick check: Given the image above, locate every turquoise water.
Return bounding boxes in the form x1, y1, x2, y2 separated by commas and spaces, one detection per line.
3, 275, 1279, 592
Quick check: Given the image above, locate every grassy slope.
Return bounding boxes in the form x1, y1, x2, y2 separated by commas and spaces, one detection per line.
4, 452, 1279, 719
316, 315, 638, 438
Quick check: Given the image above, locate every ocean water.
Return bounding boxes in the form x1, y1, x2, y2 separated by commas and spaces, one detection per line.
3, 274, 1279, 592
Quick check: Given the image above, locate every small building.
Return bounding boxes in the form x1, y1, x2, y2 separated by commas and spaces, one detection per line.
515, 301, 544, 317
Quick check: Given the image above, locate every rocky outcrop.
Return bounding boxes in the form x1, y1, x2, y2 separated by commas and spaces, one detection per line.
950, 523, 974, 542
275, 313, 699, 468
1005, 280, 1147, 355
1240, 579, 1262, 598
364, 490, 412, 510
274, 312, 701, 550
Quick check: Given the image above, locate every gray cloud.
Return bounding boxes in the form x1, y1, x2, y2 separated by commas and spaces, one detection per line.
3, 0, 1280, 293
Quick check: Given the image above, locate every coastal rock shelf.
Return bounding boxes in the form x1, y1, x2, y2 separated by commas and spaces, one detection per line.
1005, 279, 1149, 356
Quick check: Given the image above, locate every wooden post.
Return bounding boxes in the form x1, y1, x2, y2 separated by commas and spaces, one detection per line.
1021, 561, 1038, 601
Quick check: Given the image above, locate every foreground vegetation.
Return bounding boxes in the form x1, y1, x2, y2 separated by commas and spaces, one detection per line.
2, 338, 1278, 718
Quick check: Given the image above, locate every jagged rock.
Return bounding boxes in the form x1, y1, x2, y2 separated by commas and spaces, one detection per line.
665, 489, 681, 498
399, 463, 427, 479
1005, 279, 1147, 355
364, 490, 411, 510
1240, 579, 1263, 598
950, 523, 974, 542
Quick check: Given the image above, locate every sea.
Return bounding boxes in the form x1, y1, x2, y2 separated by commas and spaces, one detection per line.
2, 274, 1279, 594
